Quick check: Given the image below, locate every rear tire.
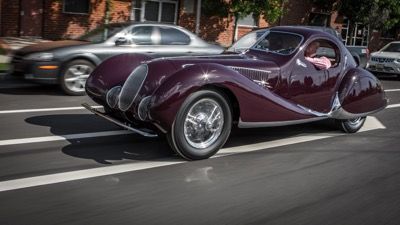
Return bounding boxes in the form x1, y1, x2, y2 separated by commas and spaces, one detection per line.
60, 59, 95, 96
167, 90, 232, 160
336, 117, 366, 133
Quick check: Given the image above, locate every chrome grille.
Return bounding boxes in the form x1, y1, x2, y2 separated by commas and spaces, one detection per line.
230, 66, 272, 87
118, 64, 148, 111
371, 57, 395, 63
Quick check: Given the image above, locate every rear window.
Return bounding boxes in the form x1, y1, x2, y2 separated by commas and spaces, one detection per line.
159, 27, 190, 45
253, 31, 303, 55
131, 26, 154, 45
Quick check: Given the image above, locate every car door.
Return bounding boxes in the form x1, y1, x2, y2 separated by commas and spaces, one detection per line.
289, 38, 342, 113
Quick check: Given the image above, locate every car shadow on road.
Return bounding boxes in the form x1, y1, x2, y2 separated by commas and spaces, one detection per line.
25, 113, 176, 164
25, 114, 340, 164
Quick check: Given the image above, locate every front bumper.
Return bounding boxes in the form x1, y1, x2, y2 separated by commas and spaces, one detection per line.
82, 103, 157, 138
366, 61, 400, 75
11, 57, 61, 84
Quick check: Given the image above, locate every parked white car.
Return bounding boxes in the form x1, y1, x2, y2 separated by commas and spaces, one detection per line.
367, 41, 400, 77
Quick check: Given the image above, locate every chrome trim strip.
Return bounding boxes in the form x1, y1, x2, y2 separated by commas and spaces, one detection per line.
229, 66, 272, 74
238, 117, 326, 128
82, 103, 157, 138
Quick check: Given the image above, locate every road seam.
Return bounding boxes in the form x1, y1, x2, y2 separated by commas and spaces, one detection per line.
0, 106, 103, 114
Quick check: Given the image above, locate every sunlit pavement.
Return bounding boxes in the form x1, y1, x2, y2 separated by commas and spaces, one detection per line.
0, 77, 399, 225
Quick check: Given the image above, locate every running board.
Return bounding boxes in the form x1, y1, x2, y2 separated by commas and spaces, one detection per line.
82, 103, 158, 138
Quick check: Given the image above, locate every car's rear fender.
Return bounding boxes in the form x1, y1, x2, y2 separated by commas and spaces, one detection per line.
337, 68, 387, 116
148, 63, 316, 132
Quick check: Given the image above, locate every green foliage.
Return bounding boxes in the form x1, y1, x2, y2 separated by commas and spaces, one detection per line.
336, 0, 400, 30
230, 0, 283, 23
202, 0, 283, 23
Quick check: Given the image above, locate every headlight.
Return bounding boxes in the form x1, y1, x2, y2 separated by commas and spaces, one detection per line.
24, 52, 54, 61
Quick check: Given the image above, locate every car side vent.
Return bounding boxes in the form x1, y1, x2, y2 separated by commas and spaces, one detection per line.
118, 64, 148, 111
229, 66, 271, 84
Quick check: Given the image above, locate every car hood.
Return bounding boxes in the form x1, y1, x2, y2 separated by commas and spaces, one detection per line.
371, 51, 400, 58
15, 40, 89, 55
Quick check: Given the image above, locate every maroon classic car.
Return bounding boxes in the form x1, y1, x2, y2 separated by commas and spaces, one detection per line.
84, 26, 387, 160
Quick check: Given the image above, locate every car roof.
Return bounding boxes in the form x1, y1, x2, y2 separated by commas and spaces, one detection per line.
106, 21, 186, 29
271, 26, 337, 39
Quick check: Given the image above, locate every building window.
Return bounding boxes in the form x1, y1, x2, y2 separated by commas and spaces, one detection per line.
63, 0, 90, 14
132, 0, 178, 24
341, 18, 369, 46
238, 14, 257, 27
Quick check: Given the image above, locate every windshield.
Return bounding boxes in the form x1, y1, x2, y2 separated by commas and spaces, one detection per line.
228, 29, 266, 52
253, 31, 303, 55
381, 43, 400, 53
77, 24, 126, 43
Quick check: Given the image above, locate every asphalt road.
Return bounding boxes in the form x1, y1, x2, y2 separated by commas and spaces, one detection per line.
0, 77, 399, 225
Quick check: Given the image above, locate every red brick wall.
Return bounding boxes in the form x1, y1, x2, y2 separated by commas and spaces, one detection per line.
1, 0, 20, 36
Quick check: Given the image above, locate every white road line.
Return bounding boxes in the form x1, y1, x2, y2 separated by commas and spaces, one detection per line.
385, 89, 400, 92
0, 116, 386, 192
0, 106, 103, 114
0, 130, 132, 146
387, 103, 400, 109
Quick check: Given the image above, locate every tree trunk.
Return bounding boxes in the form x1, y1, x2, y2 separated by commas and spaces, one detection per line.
232, 14, 239, 45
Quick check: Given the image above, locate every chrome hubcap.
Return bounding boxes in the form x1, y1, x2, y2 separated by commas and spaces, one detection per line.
184, 98, 224, 149
64, 65, 93, 93
348, 117, 363, 126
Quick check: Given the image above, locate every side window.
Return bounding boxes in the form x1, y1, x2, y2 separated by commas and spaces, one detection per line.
305, 39, 340, 67
131, 26, 154, 45
159, 27, 191, 45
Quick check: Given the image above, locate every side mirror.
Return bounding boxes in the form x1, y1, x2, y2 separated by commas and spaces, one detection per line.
115, 37, 129, 46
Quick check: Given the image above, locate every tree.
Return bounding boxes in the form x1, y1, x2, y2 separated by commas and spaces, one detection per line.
230, 0, 283, 43
202, 0, 284, 44
337, 0, 400, 30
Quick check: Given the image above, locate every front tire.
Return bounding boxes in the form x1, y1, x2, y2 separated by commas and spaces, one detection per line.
336, 117, 366, 133
168, 90, 232, 160
60, 59, 95, 96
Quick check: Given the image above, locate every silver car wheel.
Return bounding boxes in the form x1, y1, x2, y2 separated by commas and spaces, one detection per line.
64, 64, 93, 93
183, 98, 224, 149
348, 117, 363, 126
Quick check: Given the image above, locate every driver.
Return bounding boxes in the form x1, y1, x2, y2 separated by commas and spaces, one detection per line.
305, 41, 331, 70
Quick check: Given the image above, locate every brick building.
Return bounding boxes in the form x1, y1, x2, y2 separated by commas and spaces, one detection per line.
0, 0, 398, 49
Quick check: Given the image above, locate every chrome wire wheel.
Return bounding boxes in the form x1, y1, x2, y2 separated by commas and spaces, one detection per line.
167, 90, 232, 160
64, 64, 93, 93
336, 116, 366, 133
183, 98, 224, 149
347, 117, 363, 126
